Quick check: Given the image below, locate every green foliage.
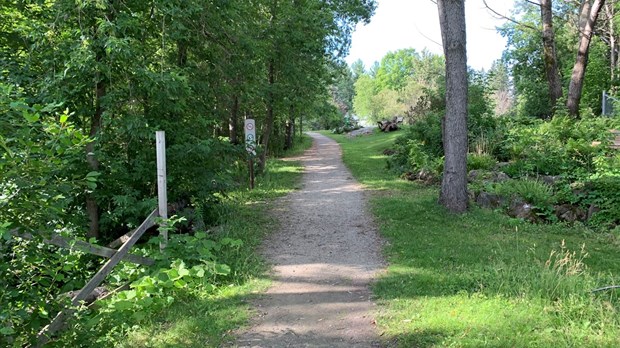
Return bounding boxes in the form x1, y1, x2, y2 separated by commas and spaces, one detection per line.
0, 238, 98, 346
498, 115, 618, 176
352, 49, 445, 123
0, 85, 92, 233
328, 130, 620, 347
491, 179, 557, 207
467, 153, 497, 171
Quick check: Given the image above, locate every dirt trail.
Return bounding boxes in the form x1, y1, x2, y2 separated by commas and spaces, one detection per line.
231, 132, 384, 348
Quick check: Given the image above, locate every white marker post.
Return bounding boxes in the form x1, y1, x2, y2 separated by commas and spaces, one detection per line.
156, 131, 168, 250
244, 119, 256, 189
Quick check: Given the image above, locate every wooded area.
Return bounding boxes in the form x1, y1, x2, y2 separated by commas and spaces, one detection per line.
3, 0, 620, 345
0, 0, 376, 345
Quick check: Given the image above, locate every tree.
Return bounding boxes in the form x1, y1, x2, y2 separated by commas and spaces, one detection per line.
540, 0, 563, 110
437, 0, 469, 213
567, 0, 606, 116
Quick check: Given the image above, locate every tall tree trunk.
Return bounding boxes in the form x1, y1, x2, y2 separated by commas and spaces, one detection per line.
229, 95, 239, 144
567, 0, 606, 117
86, 78, 104, 239
605, 2, 616, 79
177, 40, 187, 67
260, 58, 276, 171
540, 0, 563, 113
284, 105, 294, 150
437, 0, 468, 213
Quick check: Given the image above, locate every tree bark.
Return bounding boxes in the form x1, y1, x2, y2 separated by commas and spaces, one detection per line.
260, 58, 276, 171
437, 0, 469, 213
604, 2, 616, 79
567, 0, 606, 117
86, 78, 104, 239
260, 0, 278, 171
229, 95, 239, 144
285, 105, 294, 150
540, 0, 563, 112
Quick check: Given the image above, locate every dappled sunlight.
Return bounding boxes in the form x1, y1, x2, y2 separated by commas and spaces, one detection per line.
233, 132, 384, 347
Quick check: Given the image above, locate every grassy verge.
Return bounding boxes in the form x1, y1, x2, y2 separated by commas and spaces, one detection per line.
93, 136, 312, 347
324, 130, 620, 347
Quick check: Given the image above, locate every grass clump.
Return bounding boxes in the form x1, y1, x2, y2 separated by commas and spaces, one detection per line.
325, 130, 620, 348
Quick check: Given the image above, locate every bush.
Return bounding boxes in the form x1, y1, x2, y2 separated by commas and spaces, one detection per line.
491, 179, 556, 207
467, 153, 497, 171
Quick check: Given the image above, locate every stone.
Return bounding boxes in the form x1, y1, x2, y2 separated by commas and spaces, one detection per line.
554, 204, 587, 223
587, 204, 601, 220
468, 170, 510, 183
540, 175, 561, 186
492, 172, 511, 182
475, 191, 504, 209
468, 170, 481, 182
383, 148, 396, 156
508, 198, 537, 222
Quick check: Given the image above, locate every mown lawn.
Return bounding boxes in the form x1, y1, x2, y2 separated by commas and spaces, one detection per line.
323, 130, 620, 348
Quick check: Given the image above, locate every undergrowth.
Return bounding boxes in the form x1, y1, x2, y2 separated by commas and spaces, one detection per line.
2, 135, 312, 347
325, 130, 620, 348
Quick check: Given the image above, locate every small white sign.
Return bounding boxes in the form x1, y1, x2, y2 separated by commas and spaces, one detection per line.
244, 119, 256, 155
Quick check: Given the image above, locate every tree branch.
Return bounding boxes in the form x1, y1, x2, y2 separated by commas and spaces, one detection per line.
482, 0, 538, 31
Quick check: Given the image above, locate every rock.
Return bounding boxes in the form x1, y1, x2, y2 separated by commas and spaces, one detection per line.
540, 175, 561, 186
508, 199, 537, 222
468, 170, 481, 182
492, 172, 511, 182
587, 204, 601, 220
417, 169, 437, 184
402, 171, 417, 181
554, 204, 587, 223
468, 170, 510, 183
402, 169, 437, 184
383, 148, 396, 156
495, 162, 511, 170
475, 192, 505, 209
347, 127, 376, 137
61, 287, 109, 305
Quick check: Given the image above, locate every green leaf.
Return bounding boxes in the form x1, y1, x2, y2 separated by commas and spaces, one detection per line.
112, 300, 133, 311
173, 279, 186, 288
0, 326, 15, 335
22, 111, 40, 123
214, 264, 231, 275
0, 137, 13, 158
59, 114, 69, 124
192, 266, 205, 278
178, 267, 190, 278
124, 290, 137, 300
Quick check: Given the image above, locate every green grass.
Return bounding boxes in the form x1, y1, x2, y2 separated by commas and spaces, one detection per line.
324, 130, 620, 347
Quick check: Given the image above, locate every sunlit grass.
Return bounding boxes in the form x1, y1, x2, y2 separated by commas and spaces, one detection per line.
118, 135, 313, 347
324, 130, 620, 347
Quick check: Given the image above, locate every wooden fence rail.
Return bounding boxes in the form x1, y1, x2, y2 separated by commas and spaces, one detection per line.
35, 209, 159, 346
10, 230, 155, 266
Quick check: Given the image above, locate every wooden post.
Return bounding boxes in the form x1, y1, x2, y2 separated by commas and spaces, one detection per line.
156, 131, 168, 250
249, 158, 255, 189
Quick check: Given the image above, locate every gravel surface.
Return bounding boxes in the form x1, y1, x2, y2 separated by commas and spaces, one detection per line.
230, 132, 385, 348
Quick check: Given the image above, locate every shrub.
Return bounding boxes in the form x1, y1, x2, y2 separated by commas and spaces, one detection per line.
491, 179, 556, 207
467, 153, 497, 171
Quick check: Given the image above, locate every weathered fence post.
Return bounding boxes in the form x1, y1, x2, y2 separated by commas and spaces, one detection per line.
156, 131, 168, 250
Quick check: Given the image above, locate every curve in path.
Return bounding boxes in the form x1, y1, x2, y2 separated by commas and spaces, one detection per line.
233, 132, 384, 348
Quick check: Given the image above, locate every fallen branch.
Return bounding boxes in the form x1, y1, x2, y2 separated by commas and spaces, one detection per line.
592, 285, 620, 293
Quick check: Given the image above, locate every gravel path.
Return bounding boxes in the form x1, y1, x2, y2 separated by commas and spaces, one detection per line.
231, 132, 385, 348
